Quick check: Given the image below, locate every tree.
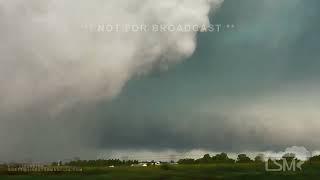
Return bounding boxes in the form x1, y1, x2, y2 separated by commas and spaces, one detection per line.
254, 154, 265, 163
212, 153, 235, 163
237, 154, 253, 163
309, 155, 320, 163
282, 153, 296, 161
200, 154, 212, 164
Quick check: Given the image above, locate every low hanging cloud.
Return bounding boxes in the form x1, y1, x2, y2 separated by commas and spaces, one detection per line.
0, 0, 223, 161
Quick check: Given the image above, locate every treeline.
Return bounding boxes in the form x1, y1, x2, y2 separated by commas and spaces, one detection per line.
178, 153, 320, 165
63, 159, 139, 167
309, 155, 320, 163
52, 153, 320, 166
178, 153, 235, 164
177, 153, 258, 164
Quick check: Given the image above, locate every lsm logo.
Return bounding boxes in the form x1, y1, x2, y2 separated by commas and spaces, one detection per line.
265, 158, 305, 172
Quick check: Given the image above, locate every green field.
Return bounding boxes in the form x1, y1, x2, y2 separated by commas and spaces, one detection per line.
1, 163, 320, 180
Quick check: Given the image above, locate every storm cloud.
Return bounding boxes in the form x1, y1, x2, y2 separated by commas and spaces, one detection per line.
91, 0, 320, 156
1, 0, 320, 162
0, 0, 223, 161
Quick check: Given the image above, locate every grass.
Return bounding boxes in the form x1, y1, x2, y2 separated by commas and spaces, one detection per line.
1, 163, 320, 180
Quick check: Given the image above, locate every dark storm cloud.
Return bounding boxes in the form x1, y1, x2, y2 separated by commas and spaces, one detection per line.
94, 113, 265, 151
0, 0, 222, 161
1, 0, 320, 162
92, 0, 320, 153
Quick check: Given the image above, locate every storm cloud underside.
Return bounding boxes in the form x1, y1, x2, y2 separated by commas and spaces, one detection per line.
1, 0, 320, 161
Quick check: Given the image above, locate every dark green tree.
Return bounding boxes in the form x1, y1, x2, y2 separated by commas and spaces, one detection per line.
309, 155, 320, 163
212, 153, 235, 163
237, 154, 253, 163
282, 153, 296, 162
200, 154, 212, 163
254, 154, 265, 163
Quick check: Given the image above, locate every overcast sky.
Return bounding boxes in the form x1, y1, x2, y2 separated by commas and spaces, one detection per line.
0, 0, 320, 162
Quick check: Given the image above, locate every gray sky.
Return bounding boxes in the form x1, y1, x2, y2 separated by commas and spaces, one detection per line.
0, 0, 320, 162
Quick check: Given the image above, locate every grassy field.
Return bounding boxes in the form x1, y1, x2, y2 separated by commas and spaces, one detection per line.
1, 163, 320, 180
